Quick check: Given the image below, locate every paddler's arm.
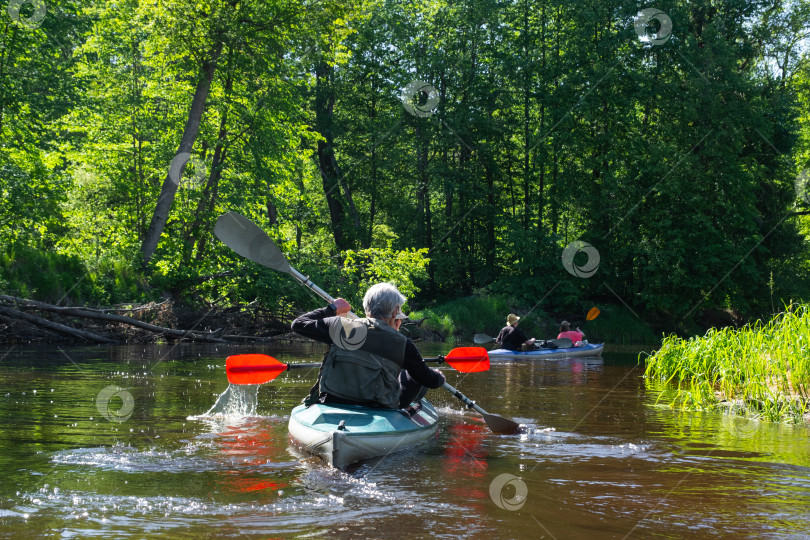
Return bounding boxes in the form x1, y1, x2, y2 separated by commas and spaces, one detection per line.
290, 299, 352, 343
402, 341, 446, 388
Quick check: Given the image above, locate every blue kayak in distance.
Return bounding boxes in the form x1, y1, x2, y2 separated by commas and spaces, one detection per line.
489, 342, 604, 360
288, 399, 440, 469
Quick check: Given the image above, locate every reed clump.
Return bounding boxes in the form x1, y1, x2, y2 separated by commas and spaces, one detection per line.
644, 305, 810, 423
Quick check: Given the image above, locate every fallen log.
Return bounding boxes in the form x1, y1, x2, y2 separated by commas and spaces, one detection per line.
0, 306, 118, 344
0, 295, 227, 343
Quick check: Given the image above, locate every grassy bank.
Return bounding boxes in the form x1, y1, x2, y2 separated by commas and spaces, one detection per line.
408, 296, 661, 345
1, 244, 148, 305
644, 305, 810, 423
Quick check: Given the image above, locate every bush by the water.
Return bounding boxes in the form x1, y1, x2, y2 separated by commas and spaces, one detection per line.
644, 305, 810, 423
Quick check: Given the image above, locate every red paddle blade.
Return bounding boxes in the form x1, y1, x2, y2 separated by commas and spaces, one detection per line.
586, 306, 600, 321
226, 354, 287, 385
444, 347, 490, 372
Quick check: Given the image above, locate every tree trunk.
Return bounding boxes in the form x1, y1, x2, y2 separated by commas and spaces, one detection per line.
187, 68, 233, 262
141, 40, 223, 266
315, 60, 358, 251
0, 305, 117, 343
485, 164, 495, 276
537, 1, 547, 235
522, 0, 531, 232
415, 122, 432, 249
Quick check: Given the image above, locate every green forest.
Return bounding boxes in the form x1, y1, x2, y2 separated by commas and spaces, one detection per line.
2, 0, 810, 342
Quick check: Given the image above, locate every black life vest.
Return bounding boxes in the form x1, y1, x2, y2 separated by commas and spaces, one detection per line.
320, 317, 407, 409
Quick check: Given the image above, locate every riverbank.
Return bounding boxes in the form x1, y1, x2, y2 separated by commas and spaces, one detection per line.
0, 293, 672, 346
644, 304, 810, 423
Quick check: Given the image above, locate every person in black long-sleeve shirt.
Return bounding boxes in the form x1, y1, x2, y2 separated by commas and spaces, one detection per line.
496, 313, 536, 351
291, 283, 445, 409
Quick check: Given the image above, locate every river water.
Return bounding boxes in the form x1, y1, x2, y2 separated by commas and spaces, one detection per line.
0, 342, 808, 539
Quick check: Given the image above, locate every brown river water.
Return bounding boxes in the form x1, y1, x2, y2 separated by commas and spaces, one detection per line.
0, 342, 808, 538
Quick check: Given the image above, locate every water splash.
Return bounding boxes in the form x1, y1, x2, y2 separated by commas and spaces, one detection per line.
193, 384, 259, 419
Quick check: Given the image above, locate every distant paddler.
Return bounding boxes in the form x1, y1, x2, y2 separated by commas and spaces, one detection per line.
557, 320, 585, 346
495, 313, 537, 351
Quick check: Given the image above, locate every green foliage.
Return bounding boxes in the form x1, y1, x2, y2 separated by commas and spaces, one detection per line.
409, 295, 518, 341
1, 0, 809, 338
338, 247, 429, 308
0, 242, 147, 305
644, 304, 810, 423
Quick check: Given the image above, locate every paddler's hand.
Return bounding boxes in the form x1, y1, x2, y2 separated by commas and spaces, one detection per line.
432, 368, 446, 384
331, 298, 352, 316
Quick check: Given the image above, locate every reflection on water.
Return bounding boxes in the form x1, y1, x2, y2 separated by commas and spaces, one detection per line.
0, 343, 808, 538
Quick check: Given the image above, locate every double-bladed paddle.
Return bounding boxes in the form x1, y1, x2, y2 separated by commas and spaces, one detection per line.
474, 333, 574, 349
225, 351, 520, 434
226, 347, 490, 385
215, 212, 522, 434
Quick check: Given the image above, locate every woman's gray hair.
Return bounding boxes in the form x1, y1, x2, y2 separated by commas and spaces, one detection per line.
363, 283, 406, 320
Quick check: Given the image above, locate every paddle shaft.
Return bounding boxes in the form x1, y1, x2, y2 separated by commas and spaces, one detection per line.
228, 355, 461, 375
442, 381, 521, 434
288, 267, 359, 319
442, 381, 489, 417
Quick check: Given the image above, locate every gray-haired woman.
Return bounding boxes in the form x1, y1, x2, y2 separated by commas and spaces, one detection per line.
291, 283, 445, 409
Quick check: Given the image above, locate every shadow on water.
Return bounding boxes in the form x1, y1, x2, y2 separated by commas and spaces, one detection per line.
0, 342, 808, 538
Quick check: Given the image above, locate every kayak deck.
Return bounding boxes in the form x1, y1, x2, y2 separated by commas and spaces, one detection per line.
489, 342, 604, 360
288, 399, 439, 469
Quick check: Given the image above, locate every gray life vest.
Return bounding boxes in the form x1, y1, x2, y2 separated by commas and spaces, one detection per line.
320, 317, 407, 409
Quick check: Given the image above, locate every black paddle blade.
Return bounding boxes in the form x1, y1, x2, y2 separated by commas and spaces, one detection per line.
214, 212, 291, 272
482, 412, 523, 434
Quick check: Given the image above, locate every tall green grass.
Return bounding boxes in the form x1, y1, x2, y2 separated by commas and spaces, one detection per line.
644, 305, 810, 423
0, 243, 147, 305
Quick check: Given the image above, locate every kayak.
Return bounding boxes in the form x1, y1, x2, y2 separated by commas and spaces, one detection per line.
288, 399, 440, 469
489, 342, 604, 360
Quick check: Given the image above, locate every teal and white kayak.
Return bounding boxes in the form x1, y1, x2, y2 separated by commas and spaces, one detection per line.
288, 399, 440, 469
489, 342, 604, 360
